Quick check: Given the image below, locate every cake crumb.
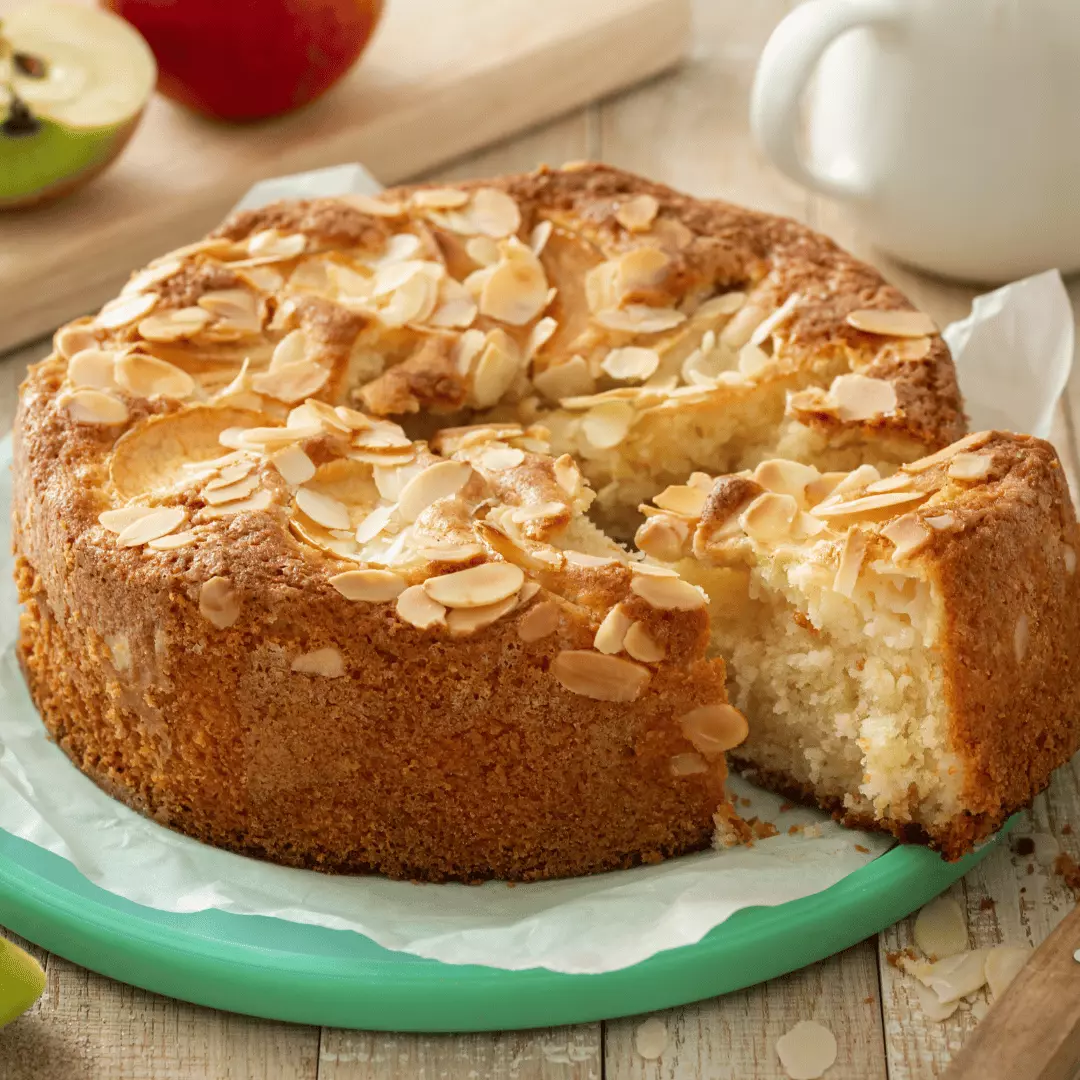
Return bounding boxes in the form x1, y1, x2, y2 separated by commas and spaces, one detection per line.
979, 897, 996, 911
855, 844, 869, 853
748, 817, 780, 840
779, 801, 795, 813
1063, 824, 1073, 835
1053, 852, 1080, 896
1013, 836, 1035, 857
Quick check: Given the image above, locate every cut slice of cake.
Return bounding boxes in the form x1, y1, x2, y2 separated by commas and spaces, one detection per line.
637, 432, 1080, 857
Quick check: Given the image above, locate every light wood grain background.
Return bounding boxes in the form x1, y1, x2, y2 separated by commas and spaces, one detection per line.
3, 2, 1080, 1077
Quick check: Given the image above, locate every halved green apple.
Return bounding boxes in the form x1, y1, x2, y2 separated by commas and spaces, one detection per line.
0, 936, 45, 1027
0, 4, 156, 209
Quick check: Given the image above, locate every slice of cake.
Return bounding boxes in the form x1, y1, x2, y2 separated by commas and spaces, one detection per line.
637, 432, 1080, 856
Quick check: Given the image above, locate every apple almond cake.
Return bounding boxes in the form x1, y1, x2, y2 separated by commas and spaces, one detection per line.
11, 164, 1079, 881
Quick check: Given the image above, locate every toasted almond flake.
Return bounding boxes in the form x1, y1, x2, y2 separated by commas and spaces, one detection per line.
97, 292, 158, 330
395, 584, 447, 628
833, 529, 866, 597
412, 187, 469, 209
198, 576, 240, 629
479, 239, 549, 325
115, 353, 196, 399
903, 950, 991, 1004
831, 464, 883, 497
472, 329, 521, 408
914, 896, 969, 960
552, 650, 650, 702
985, 946, 1030, 999
517, 600, 560, 642
428, 282, 478, 329
630, 562, 679, 578
201, 488, 273, 517
204, 473, 261, 505
1013, 612, 1029, 663
253, 361, 331, 404
342, 193, 405, 217
529, 219, 553, 255
552, 454, 582, 497
248, 230, 307, 260
829, 373, 897, 421
670, 752, 709, 777
847, 308, 938, 337
601, 346, 660, 382
62, 389, 130, 425
654, 484, 707, 517
948, 452, 993, 481
56, 323, 99, 359
904, 432, 992, 472
811, 490, 927, 520
465, 235, 501, 267
749, 292, 801, 347
270, 330, 308, 370
397, 460, 473, 522
912, 980, 961, 1023
291, 647, 344, 678
137, 307, 211, 342
740, 491, 799, 542
775, 1021, 837, 1080
753, 459, 819, 503
296, 487, 352, 531
533, 356, 595, 401
68, 348, 118, 390
354, 504, 395, 545
894, 335, 933, 360
423, 562, 525, 609
330, 569, 406, 602
633, 1017, 667, 1061
594, 604, 632, 654
630, 573, 706, 611
624, 622, 665, 662
635, 515, 689, 561
720, 299, 770, 349
695, 291, 748, 322
479, 445, 526, 471
415, 543, 485, 565
100, 506, 156, 533
737, 342, 771, 377
473, 521, 547, 572
882, 514, 930, 558
468, 188, 522, 237
447, 594, 518, 636
866, 472, 914, 494
147, 529, 196, 551
582, 401, 635, 449
1065, 544, 1077, 573
115, 505, 186, 547
679, 703, 748, 757
270, 445, 316, 486
564, 550, 620, 567
616, 194, 660, 233
594, 304, 685, 334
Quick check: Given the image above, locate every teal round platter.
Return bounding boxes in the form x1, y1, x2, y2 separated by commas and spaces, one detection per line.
0, 825, 1003, 1032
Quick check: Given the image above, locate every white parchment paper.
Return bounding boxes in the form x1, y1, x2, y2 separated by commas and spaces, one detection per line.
0, 167, 1073, 976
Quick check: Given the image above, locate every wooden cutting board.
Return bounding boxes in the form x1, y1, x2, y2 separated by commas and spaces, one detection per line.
0, 0, 690, 353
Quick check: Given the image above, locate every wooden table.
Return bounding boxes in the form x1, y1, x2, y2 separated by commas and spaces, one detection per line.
3, 3, 1080, 1076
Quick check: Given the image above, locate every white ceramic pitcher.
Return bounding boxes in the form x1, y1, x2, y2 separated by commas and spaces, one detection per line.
751, 0, 1080, 283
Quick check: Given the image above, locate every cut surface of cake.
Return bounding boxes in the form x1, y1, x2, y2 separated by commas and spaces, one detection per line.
638, 432, 1080, 857
10, 163, 1077, 881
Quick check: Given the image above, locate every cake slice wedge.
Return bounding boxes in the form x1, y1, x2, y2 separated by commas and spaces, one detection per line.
636, 431, 1080, 857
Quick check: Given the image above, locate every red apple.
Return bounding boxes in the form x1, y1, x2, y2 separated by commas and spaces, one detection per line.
101, 0, 384, 123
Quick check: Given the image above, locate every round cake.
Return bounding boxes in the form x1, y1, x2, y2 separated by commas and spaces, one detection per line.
13, 164, 1070, 882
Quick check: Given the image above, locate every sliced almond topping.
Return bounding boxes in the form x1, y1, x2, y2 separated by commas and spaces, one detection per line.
295, 487, 352, 531
472, 329, 521, 408
96, 292, 158, 330
447, 594, 518, 636
395, 584, 447, 629
252, 361, 331, 404
737, 342, 770, 377
479, 239, 549, 325
199, 576, 240, 629
468, 188, 522, 238
601, 347, 660, 382
342, 193, 405, 217
56, 323, 100, 359
422, 562, 525, 609
894, 335, 933, 361
479, 445, 526, 471
582, 401, 635, 449
68, 348, 118, 390
397, 460, 473, 522
616, 194, 660, 232
552, 454, 582, 497
62, 389, 130, 426
594, 305, 686, 334
1013, 612, 1029, 664
533, 356, 596, 402
679, 703, 748, 757
137, 306, 211, 343
833, 529, 866, 598
635, 514, 690, 561
116, 506, 186, 548
200, 489, 273, 517
866, 472, 913, 493
775, 1021, 838, 1080
330, 569, 406, 602
811, 490, 927, 521
115, 353, 196, 399
829, 373, 898, 421
291, 647, 344, 678
99, 506, 156, 533
355, 504, 396, 545
517, 600, 560, 642
913, 896, 968, 960
1064, 544, 1077, 574
670, 752, 708, 777
148, 529, 196, 551
985, 946, 1030, 999
624, 622, 665, 663
630, 573, 706, 611
904, 432, 992, 472
247, 230, 307, 260
653, 484, 707, 518
882, 514, 931, 558
270, 445, 317, 486
594, 604, 632, 654
740, 492, 799, 542
753, 459, 819, 503
846, 308, 938, 338
473, 521, 547, 573
947, 452, 993, 481
748, 292, 801, 347
552, 650, 650, 702
465, 235, 501, 267
204, 473, 261, 506
412, 187, 469, 209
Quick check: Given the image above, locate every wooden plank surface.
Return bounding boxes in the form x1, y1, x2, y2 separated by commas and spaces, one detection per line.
3, 1, 1080, 1077
0, 0, 690, 353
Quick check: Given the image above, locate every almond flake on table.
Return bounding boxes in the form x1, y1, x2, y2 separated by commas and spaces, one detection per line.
913, 895, 968, 959
633, 1017, 667, 1060
775, 1020, 837, 1079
